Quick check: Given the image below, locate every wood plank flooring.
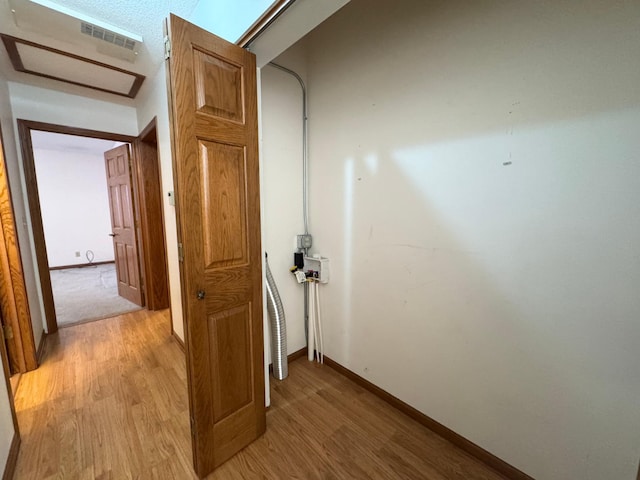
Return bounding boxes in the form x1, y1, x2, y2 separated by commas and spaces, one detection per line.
12, 309, 506, 479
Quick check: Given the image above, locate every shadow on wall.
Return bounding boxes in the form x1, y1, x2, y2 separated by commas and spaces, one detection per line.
304, 0, 640, 478
329, 109, 640, 475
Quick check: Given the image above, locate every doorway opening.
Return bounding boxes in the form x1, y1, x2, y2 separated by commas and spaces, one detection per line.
17, 119, 169, 337
29, 131, 142, 327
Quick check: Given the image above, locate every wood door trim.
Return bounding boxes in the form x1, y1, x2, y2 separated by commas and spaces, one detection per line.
138, 117, 157, 142
322, 355, 534, 480
18, 120, 137, 142
133, 118, 170, 311
17, 120, 137, 334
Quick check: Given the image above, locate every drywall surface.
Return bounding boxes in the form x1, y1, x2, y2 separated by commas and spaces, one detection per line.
260, 44, 308, 358
8, 83, 138, 136
9, 82, 138, 334
32, 147, 114, 267
0, 77, 16, 480
135, 66, 184, 340
305, 0, 640, 478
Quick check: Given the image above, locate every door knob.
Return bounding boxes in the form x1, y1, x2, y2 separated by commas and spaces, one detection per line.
109, 233, 117, 237
196, 290, 205, 300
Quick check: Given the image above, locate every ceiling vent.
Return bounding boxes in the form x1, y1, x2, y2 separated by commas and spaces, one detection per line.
8, 0, 143, 63
80, 22, 136, 51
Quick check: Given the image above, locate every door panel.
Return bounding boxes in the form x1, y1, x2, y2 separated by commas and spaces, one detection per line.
194, 51, 244, 121
210, 304, 253, 423
166, 13, 265, 477
104, 144, 143, 306
199, 140, 248, 267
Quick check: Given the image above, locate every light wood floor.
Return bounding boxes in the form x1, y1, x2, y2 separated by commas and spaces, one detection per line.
12, 309, 505, 479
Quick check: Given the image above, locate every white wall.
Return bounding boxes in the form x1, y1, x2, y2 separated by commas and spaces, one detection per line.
0, 76, 17, 480
134, 66, 183, 340
260, 44, 308, 359
33, 148, 114, 267
304, 0, 640, 479
9, 83, 138, 334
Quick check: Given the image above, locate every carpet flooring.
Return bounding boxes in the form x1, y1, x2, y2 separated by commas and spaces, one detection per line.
50, 263, 142, 326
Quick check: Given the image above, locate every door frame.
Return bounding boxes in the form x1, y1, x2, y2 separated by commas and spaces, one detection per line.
16, 120, 166, 333
132, 119, 170, 311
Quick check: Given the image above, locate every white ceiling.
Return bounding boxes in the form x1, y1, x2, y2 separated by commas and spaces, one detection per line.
0, 0, 200, 103
30, 130, 122, 153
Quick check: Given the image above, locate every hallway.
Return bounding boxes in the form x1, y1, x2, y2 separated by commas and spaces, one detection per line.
12, 310, 505, 479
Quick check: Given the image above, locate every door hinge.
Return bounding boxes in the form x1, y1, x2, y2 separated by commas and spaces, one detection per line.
3, 325, 13, 340
164, 36, 171, 60
178, 242, 184, 262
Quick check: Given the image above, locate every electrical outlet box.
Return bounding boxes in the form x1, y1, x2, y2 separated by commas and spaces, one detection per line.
303, 255, 329, 283
75, 251, 81, 257
297, 234, 312, 250
167, 191, 175, 206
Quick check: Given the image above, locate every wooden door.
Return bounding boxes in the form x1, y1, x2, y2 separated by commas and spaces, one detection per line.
166, 14, 265, 477
104, 145, 143, 306
0, 122, 36, 372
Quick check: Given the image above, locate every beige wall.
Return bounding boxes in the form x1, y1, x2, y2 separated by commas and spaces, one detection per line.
259, 43, 309, 359
33, 146, 115, 267
134, 66, 184, 340
303, 0, 640, 478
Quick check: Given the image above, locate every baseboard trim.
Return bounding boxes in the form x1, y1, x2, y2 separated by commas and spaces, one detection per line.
2, 432, 20, 480
268, 347, 307, 374
172, 331, 185, 352
322, 355, 533, 480
49, 260, 115, 271
287, 347, 307, 363
36, 331, 47, 363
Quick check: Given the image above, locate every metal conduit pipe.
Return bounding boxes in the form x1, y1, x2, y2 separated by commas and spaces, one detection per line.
265, 254, 288, 380
267, 62, 311, 339
268, 61, 309, 234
